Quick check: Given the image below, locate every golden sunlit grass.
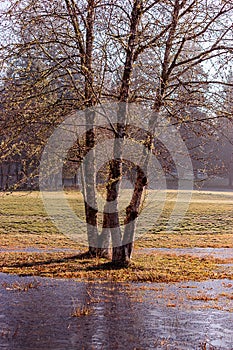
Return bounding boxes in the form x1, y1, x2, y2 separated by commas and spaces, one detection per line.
71, 297, 93, 317
2, 279, 40, 291
0, 190, 232, 282
71, 305, 93, 317
0, 250, 232, 282
187, 294, 219, 302
219, 292, 233, 300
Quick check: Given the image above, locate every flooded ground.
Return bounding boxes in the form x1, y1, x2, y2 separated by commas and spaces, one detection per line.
142, 248, 233, 260
0, 247, 232, 260
0, 272, 232, 350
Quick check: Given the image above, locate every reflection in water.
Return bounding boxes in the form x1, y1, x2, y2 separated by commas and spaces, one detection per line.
0, 273, 232, 349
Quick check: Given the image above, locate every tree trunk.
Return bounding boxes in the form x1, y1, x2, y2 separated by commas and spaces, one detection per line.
84, 109, 99, 256
229, 163, 233, 188
118, 0, 181, 263
110, 1, 143, 264
83, 0, 99, 256
122, 166, 148, 262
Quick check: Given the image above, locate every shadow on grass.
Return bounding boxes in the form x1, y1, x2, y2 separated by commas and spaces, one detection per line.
3, 251, 130, 271
3, 253, 82, 268
88, 261, 130, 270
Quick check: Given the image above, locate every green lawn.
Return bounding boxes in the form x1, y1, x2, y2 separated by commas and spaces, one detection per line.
1, 190, 232, 249
0, 190, 232, 281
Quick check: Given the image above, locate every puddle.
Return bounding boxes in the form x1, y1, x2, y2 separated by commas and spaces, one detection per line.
1, 247, 233, 260
142, 248, 233, 260
0, 273, 232, 349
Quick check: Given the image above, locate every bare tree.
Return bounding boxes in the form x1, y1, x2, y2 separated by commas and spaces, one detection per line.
1, 0, 233, 264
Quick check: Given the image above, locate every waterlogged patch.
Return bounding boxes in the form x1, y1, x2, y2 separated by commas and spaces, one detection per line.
39, 102, 193, 248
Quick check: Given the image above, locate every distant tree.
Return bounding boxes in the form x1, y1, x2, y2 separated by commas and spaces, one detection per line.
212, 71, 233, 187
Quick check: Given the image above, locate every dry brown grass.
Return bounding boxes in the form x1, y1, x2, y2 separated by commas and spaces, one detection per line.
2, 279, 40, 291
0, 250, 232, 282
71, 301, 93, 317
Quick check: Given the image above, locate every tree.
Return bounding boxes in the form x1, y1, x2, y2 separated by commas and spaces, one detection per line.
1, 0, 233, 264
212, 70, 233, 187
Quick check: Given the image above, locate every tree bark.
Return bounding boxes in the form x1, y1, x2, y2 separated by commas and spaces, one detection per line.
229, 162, 233, 188
108, 1, 143, 264
119, 0, 181, 263
83, 0, 99, 256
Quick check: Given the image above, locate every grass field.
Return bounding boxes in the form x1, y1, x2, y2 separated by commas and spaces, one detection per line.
0, 190, 232, 281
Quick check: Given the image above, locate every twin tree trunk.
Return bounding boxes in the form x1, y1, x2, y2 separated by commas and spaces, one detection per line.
79, 0, 145, 264
100, 1, 144, 264
79, 0, 173, 264
82, 0, 162, 264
